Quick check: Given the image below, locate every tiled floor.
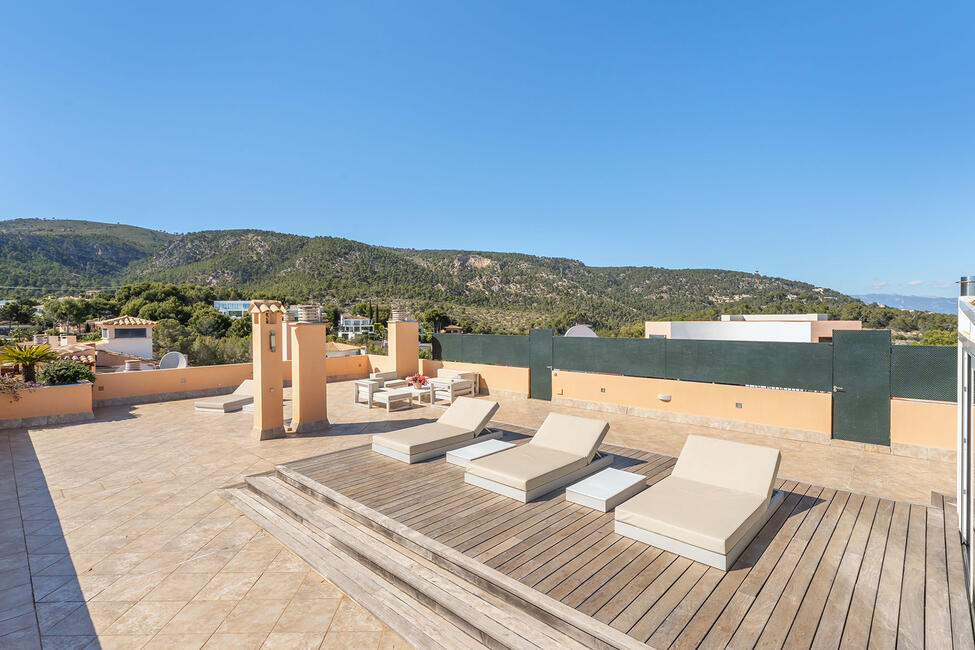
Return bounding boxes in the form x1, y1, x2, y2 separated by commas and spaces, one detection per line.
0, 379, 957, 648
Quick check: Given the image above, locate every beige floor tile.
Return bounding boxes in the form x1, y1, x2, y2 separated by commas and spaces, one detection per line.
244, 572, 305, 601
215, 599, 289, 635
327, 599, 384, 633
90, 635, 154, 650
202, 633, 268, 649
219, 550, 279, 574
142, 633, 210, 649
261, 632, 324, 649
378, 630, 412, 649
159, 600, 235, 635
105, 601, 185, 635
143, 572, 213, 602
265, 550, 308, 573
320, 630, 383, 649
272, 599, 341, 633
292, 573, 342, 601
93, 573, 169, 603
194, 572, 261, 602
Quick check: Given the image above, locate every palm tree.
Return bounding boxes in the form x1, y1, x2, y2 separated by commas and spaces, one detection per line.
0, 344, 59, 383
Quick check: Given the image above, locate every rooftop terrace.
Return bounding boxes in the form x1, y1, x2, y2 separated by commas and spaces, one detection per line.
0, 380, 966, 648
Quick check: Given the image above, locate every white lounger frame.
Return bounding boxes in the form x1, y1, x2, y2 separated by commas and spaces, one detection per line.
371, 429, 503, 464
614, 489, 784, 570
464, 452, 614, 503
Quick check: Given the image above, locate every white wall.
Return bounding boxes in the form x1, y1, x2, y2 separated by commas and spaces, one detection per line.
669, 321, 814, 342
101, 338, 153, 359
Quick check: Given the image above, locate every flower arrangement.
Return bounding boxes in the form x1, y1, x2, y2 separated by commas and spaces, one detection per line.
405, 373, 428, 388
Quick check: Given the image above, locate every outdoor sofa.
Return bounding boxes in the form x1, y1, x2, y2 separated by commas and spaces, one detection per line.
464, 412, 612, 502
194, 379, 254, 413
371, 396, 501, 463
614, 434, 782, 570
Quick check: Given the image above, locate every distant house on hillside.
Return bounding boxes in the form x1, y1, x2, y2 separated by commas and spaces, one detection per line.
94, 316, 157, 358
441, 325, 464, 334
213, 300, 253, 318
339, 314, 373, 339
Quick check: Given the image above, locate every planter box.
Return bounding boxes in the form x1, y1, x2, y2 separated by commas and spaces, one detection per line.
0, 382, 94, 430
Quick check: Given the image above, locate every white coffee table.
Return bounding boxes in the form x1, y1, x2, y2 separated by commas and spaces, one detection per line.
371, 388, 413, 413
565, 468, 647, 512
446, 438, 515, 468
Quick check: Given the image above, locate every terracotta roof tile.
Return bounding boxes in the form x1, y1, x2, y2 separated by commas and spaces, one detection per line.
94, 316, 157, 327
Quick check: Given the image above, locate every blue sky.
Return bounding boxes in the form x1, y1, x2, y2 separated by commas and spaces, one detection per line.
1, 2, 972, 297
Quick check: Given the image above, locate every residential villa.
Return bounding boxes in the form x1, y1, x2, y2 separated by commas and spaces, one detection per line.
339, 313, 373, 339
212, 299, 254, 318
0, 292, 973, 649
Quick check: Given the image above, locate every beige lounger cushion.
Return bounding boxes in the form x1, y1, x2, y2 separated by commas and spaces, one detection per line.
465, 445, 588, 491
195, 380, 253, 411
615, 477, 768, 554
615, 435, 781, 555
371, 397, 500, 456
436, 397, 497, 435
466, 412, 609, 490
671, 435, 781, 500
372, 423, 472, 455
528, 412, 609, 462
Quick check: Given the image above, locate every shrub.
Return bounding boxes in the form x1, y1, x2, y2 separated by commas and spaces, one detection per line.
37, 359, 96, 386
0, 375, 39, 401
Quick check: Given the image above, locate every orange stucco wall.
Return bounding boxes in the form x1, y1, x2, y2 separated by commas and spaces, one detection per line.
420, 359, 530, 395
1, 383, 93, 420
94, 363, 254, 401
890, 398, 962, 451
553, 370, 833, 435
366, 354, 396, 374
326, 354, 370, 378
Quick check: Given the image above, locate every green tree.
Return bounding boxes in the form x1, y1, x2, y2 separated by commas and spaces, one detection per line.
152, 319, 192, 358
0, 299, 36, 324
0, 343, 60, 382
916, 329, 956, 346
188, 306, 232, 338
226, 317, 252, 338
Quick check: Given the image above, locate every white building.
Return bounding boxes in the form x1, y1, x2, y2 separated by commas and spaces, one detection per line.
339, 314, 373, 340
94, 316, 157, 358
213, 300, 253, 318
644, 314, 862, 343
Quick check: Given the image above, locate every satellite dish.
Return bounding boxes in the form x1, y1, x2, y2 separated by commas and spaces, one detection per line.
564, 324, 598, 338
158, 351, 188, 369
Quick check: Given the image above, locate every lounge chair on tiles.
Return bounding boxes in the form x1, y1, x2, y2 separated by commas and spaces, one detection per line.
194, 380, 254, 413
464, 413, 612, 503
614, 435, 783, 570
371, 397, 501, 463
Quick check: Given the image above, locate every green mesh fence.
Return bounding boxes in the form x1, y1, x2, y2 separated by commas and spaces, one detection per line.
432, 334, 530, 367
890, 345, 956, 401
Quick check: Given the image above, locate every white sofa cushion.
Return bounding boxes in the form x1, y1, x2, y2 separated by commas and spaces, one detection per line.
671, 435, 781, 500
437, 397, 498, 435
373, 422, 472, 455
529, 412, 609, 463
465, 445, 588, 491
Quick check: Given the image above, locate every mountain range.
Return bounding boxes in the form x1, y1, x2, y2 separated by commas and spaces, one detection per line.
854, 294, 957, 315
1, 218, 855, 329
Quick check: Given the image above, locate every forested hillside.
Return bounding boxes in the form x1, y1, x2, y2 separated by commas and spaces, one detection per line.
0, 218, 857, 330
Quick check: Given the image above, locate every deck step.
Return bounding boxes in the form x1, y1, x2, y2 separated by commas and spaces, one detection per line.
241, 474, 586, 649
219, 486, 487, 650
274, 464, 648, 650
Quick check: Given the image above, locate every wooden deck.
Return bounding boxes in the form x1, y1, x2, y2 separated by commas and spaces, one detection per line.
282, 426, 974, 648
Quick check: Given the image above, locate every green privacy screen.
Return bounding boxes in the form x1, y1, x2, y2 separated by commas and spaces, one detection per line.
552, 337, 666, 378
553, 337, 831, 391
434, 333, 955, 398
663, 339, 833, 391
890, 345, 957, 402
432, 334, 530, 367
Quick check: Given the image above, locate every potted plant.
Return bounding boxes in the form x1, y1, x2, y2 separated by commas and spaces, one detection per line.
404, 373, 428, 389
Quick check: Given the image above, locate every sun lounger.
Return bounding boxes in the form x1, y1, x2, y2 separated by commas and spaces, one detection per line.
464, 412, 612, 502
371, 397, 501, 463
194, 379, 254, 413
614, 435, 783, 570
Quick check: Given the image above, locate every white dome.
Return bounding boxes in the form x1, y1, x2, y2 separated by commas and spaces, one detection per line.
564, 324, 598, 338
